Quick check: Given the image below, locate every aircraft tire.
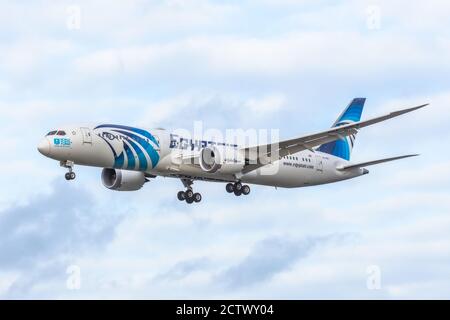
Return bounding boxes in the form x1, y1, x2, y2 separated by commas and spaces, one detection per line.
194, 193, 202, 203
177, 191, 186, 201
186, 189, 194, 199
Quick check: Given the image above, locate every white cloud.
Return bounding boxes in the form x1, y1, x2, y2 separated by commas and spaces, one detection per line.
67, 0, 239, 42
244, 94, 286, 114
73, 44, 178, 75
386, 161, 450, 188
136, 92, 217, 127
70, 30, 450, 80
1, 0, 450, 299
0, 39, 74, 75
134, 91, 288, 128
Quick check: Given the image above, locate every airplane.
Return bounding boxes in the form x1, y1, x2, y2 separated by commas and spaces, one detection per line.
37, 98, 427, 204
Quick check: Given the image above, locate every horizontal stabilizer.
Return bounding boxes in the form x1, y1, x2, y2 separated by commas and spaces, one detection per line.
337, 154, 419, 171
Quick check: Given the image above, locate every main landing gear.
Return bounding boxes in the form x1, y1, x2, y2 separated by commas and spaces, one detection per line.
177, 178, 202, 204
61, 160, 76, 181
226, 182, 250, 197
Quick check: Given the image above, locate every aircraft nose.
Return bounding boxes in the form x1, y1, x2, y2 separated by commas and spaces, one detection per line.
37, 139, 50, 156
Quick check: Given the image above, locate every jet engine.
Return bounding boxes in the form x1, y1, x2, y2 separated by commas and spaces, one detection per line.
101, 168, 147, 191
199, 147, 245, 174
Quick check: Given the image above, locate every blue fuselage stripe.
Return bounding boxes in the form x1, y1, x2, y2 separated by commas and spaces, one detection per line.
112, 129, 160, 168
126, 138, 148, 171
123, 142, 136, 170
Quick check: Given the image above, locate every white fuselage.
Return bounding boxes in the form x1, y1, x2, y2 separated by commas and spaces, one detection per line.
38, 124, 366, 188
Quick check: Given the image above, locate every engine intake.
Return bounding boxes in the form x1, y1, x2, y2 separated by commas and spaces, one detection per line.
101, 168, 147, 191
199, 147, 222, 173
199, 146, 245, 174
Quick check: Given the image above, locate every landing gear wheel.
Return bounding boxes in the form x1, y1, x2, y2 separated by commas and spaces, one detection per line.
234, 182, 243, 192
194, 193, 202, 203
186, 189, 194, 199
177, 191, 186, 201
226, 183, 234, 193
179, 179, 202, 204
61, 161, 76, 181
234, 189, 242, 196
242, 185, 250, 195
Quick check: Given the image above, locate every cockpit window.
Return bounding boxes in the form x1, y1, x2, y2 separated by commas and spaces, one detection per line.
46, 130, 57, 136
56, 131, 67, 136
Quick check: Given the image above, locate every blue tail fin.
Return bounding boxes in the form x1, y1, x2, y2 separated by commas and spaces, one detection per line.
317, 98, 365, 160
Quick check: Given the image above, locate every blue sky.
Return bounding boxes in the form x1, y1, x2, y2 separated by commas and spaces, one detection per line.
1, 0, 450, 299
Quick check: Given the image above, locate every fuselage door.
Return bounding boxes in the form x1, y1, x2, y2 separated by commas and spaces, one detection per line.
315, 155, 324, 173
153, 135, 161, 152
80, 127, 92, 144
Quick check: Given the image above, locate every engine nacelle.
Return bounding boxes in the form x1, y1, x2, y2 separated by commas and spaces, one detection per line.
101, 168, 147, 191
199, 147, 222, 173
199, 147, 245, 174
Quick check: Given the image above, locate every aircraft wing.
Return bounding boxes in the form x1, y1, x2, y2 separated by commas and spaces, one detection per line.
240, 103, 427, 174
336, 154, 419, 171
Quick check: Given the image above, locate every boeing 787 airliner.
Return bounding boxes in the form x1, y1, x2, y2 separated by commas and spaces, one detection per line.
37, 98, 426, 204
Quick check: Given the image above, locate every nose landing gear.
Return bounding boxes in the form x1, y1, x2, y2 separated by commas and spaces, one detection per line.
61, 160, 76, 181
178, 178, 202, 204
65, 172, 76, 181
226, 182, 251, 197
